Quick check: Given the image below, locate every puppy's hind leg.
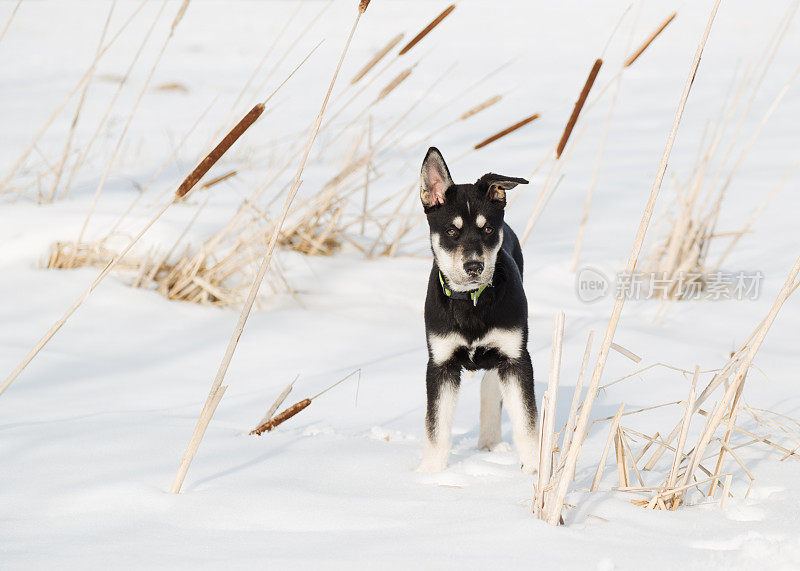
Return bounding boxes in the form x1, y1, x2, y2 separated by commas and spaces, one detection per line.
498, 352, 539, 474
478, 369, 504, 451
418, 361, 461, 472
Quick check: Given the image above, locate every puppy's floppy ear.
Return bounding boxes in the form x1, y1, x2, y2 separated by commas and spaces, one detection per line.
420, 147, 453, 208
477, 173, 529, 203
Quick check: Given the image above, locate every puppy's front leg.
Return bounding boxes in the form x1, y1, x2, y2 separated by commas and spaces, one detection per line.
418, 360, 460, 472
498, 352, 539, 474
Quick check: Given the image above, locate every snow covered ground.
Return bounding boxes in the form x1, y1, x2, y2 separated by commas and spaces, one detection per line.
2, 1, 800, 568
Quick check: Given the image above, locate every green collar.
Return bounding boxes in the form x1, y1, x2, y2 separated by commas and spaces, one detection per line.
438, 271, 489, 306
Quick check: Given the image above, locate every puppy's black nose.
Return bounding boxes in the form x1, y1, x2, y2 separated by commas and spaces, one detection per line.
464, 261, 484, 277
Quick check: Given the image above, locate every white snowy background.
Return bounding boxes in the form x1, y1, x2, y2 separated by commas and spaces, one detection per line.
2, 0, 800, 568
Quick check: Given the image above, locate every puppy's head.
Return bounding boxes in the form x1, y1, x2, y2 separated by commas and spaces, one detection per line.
420, 147, 527, 291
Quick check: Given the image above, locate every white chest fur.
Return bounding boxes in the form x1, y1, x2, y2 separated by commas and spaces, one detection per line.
428, 328, 523, 365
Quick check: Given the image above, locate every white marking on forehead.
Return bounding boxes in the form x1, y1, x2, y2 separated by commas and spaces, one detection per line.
452, 216, 463, 229
476, 214, 487, 228
467, 201, 471, 215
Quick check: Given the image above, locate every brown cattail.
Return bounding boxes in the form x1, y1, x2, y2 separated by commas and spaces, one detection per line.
625, 12, 677, 68
250, 398, 312, 435
398, 4, 455, 56
351, 33, 404, 84
556, 58, 602, 158
474, 113, 540, 150
358, 0, 371, 14
376, 67, 412, 101
460, 94, 502, 121
175, 103, 264, 199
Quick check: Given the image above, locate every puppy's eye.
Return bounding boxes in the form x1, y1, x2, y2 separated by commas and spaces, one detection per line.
483, 226, 494, 235
447, 228, 458, 237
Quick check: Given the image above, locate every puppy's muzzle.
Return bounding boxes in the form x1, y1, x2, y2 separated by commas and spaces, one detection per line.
463, 261, 484, 278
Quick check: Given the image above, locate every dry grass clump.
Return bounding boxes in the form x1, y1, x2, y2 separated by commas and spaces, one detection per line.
45, 241, 118, 271
640, 5, 799, 301
593, 266, 800, 510
535, 252, 800, 524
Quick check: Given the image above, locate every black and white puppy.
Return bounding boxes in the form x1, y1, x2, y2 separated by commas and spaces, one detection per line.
417, 147, 538, 473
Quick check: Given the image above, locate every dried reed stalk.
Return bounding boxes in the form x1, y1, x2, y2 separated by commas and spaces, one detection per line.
171, 384, 227, 486
713, 154, 800, 271
556, 331, 595, 471
590, 404, 626, 491
253, 377, 297, 430
398, 4, 455, 56
76, 0, 184, 246
614, 428, 630, 487
520, 122, 589, 245
474, 113, 540, 150
665, 366, 699, 503
201, 170, 238, 189
0, 0, 147, 194
708, 372, 746, 497
248, 0, 335, 119
571, 7, 635, 272
222, 2, 301, 127
720, 474, 733, 508
541, 1, 720, 526
534, 312, 565, 517
59, 4, 168, 200
169, 3, 367, 495
47, 2, 115, 202
557, 58, 602, 158
0, 0, 21, 47
624, 12, 677, 67
351, 33, 404, 84
0, 99, 268, 398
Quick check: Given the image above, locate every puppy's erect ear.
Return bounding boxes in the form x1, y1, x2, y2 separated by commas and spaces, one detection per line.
477, 173, 529, 203
420, 147, 453, 208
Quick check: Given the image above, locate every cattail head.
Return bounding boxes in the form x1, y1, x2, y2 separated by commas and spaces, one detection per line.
460, 94, 502, 121
376, 67, 412, 102
556, 58, 602, 158
175, 103, 264, 199
351, 33, 404, 85
398, 4, 455, 56
474, 113, 540, 150
625, 12, 677, 68
358, 0, 371, 14
250, 398, 312, 435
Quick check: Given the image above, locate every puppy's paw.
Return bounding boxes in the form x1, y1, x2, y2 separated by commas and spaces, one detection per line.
416, 456, 447, 473
477, 437, 498, 451
478, 439, 511, 453
521, 462, 539, 475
